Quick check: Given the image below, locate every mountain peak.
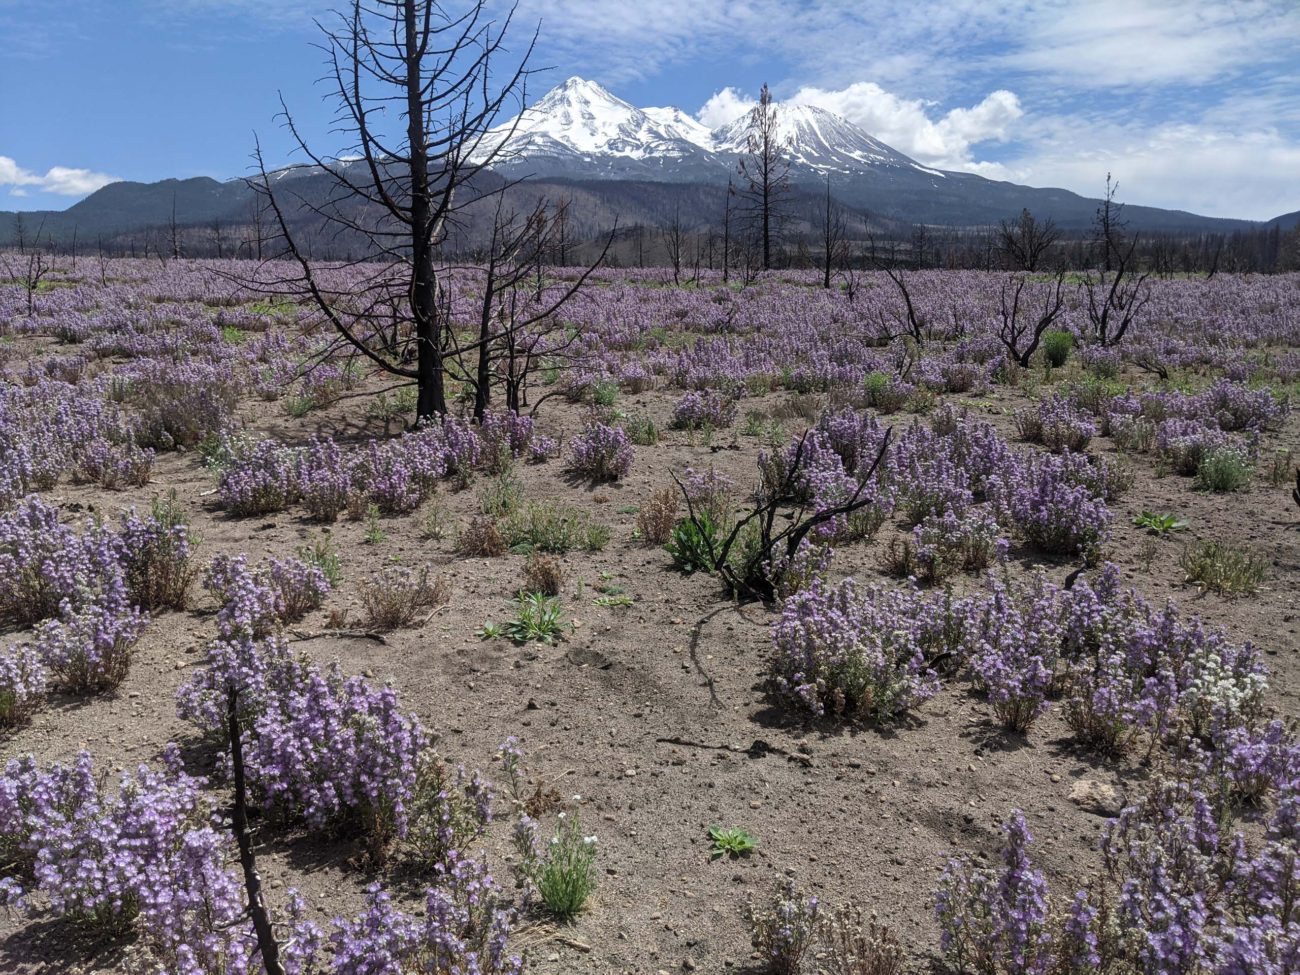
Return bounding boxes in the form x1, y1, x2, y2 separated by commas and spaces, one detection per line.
486, 76, 711, 161
556, 75, 609, 93
712, 99, 917, 172
485, 76, 925, 175
534, 76, 631, 111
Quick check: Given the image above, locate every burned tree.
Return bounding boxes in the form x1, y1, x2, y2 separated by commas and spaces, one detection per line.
452, 197, 611, 419
672, 429, 892, 604
250, 0, 537, 422
227, 684, 285, 975
996, 271, 1067, 367
1082, 236, 1151, 347
2, 219, 53, 318
869, 238, 928, 346
721, 179, 735, 285
997, 208, 1060, 271
737, 84, 790, 272
1091, 173, 1128, 273
817, 174, 849, 289
661, 204, 687, 286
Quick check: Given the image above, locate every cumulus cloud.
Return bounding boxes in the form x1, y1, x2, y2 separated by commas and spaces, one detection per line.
696, 82, 1023, 171
0, 156, 118, 196
788, 83, 1022, 169
696, 87, 756, 129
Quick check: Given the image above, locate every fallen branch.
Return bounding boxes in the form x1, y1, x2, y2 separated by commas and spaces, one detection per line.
288, 629, 389, 645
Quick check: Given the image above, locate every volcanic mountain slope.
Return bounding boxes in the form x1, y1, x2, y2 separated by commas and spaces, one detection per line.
0, 76, 1260, 246
475, 77, 1255, 230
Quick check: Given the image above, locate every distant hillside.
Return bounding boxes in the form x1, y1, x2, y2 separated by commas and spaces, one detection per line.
1268, 209, 1300, 231
0, 177, 248, 245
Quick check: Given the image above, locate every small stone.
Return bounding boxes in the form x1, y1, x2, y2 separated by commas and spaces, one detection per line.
1069, 779, 1122, 816
683, 958, 697, 971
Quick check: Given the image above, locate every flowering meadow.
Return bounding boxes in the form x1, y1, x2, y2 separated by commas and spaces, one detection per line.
0, 257, 1296, 973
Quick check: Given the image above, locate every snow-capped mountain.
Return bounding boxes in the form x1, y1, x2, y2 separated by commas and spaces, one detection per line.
483, 76, 939, 183
711, 102, 930, 175
640, 106, 714, 149
9, 74, 1250, 251
482, 77, 713, 162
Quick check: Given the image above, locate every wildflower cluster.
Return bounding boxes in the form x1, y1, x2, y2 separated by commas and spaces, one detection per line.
1016, 394, 1096, 453
937, 759, 1300, 975
568, 421, 634, 481
770, 578, 949, 721
671, 389, 739, 429
214, 412, 552, 520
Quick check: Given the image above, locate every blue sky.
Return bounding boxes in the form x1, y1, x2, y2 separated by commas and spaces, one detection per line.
2, 0, 1298, 219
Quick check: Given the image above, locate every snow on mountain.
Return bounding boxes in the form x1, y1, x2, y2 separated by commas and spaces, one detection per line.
642, 106, 715, 149
482, 77, 709, 161
711, 102, 917, 173
483, 76, 942, 183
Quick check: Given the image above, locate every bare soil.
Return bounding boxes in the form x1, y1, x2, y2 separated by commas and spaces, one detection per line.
2, 362, 1297, 975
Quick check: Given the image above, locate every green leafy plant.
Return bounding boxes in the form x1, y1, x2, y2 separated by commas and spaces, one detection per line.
1196, 448, 1253, 492
1133, 511, 1188, 535
709, 825, 757, 860
527, 806, 598, 923
284, 394, 316, 418
503, 500, 609, 554
741, 410, 768, 437
624, 412, 660, 446
502, 592, 570, 645
478, 470, 524, 519
1266, 447, 1294, 486
419, 499, 448, 541
1042, 329, 1073, 369
297, 534, 343, 586
476, 621, 505, 640
594, 593, 634, 608
665, 511, 722, 574
366, 387, 418, 424
1180, 540, 1269, 596
363, 503, 385, 544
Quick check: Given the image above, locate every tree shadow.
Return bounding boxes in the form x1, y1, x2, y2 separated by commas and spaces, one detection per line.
271, 822, 368, 878
958, 720, 1034, 755
747, 699, 929, 742
0, 913, 134, 975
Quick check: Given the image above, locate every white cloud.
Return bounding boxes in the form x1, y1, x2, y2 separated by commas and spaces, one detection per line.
977, 117, 1300, 221
696, 82, 1023, 171
787, 83, 1022, 169
0, 155, 119, 196
1007, 0, 1300, 89
696, 87, 756, 129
